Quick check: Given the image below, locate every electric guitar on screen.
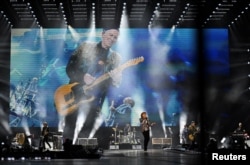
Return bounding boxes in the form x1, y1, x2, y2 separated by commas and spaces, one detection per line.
54, 56, 144, 116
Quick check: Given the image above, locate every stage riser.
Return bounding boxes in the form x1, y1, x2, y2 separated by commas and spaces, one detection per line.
152, 144, 171, 149
77, 138, 98, 146
152, 138, 172, 145
1, 150, 102, 160
109, 144, 142, 150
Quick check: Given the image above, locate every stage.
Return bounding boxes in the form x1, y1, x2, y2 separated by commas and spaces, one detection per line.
0, 148, 203, 165
2, 142, 250, 165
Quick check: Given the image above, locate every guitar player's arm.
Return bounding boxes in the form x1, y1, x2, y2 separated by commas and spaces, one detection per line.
66, 56, 95, 86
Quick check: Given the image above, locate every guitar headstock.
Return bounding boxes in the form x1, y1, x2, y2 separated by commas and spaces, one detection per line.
127, 56, 144, 66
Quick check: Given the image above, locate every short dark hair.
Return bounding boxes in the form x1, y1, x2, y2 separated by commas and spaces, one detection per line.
141, 112, 146, 118
103, 27, 119, 33
102, 24, 120, 32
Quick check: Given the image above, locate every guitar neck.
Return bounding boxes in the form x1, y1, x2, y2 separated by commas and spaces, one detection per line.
83, 69, 113, 92
84, 56, 144, 91
85, 72, 110, 90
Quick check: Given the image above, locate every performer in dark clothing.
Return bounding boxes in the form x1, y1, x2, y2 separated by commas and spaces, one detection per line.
187, 121, 199, 150
39, 122, 52, 150
140, 112, 155, 151
234, 122, 246, 134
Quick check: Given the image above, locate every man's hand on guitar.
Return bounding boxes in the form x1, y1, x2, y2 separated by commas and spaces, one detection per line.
84, 73, 96, 85
54, 57, 144, 116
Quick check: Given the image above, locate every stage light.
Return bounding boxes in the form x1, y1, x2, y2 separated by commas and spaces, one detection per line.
120, 6, 128, 28
89, 114, 104, 138
220, 137, 226, 143
155, 92, 166, 137
68, 25, 81, 42
179, 113, 187, 144
218, 136, 232, 149
72, 103, 91, 144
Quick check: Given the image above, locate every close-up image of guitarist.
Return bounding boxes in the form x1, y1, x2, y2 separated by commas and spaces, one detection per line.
54, 26, 143, 139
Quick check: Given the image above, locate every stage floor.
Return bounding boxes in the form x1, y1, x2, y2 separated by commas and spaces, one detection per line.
1, 148, 204, 165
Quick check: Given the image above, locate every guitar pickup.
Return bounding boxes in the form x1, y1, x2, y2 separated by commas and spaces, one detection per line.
71, 84, 84, 102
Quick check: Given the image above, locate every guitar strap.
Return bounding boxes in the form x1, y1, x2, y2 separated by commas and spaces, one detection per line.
89, 49, 115, 108
105, 48, 116, 71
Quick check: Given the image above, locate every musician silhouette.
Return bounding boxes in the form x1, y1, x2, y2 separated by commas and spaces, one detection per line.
232, 122, 247, 149
39, 122, 52, 150
234, 122, 246, 134
187, 121, 199, 150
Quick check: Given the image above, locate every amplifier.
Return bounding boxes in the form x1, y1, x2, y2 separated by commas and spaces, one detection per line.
109, 144, 119, 150
152, 138, 172, 145
77, 138, 98, 146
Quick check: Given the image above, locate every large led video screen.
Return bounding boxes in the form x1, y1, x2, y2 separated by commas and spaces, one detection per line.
203, 29, 230, 76
10, 28, 225, 129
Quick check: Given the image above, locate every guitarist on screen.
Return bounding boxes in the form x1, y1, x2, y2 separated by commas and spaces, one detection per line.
58, 26, 133, 139
105, 97, 135, 127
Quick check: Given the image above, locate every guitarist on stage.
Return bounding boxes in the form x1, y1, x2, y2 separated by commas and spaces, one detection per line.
187, 121, 199, 150
62, 25, 122, 139
39, 122, 52, 151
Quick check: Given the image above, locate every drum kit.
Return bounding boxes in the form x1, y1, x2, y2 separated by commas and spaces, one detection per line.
111, 127, 137, 144
229, 132, 250, 149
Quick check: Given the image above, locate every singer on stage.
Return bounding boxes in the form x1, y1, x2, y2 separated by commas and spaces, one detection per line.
139, 112, 155, 151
